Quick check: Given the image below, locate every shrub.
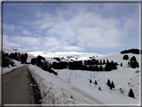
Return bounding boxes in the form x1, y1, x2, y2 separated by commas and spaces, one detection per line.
123, 55, 129, 60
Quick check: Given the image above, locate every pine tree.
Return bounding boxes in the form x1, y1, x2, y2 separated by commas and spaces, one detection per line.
100, 60, 102, 65
103, 60, 105, 64
100, 65, 103, 71
120, 63, 123, 66
110, 83, 112, 90
111, 81, 115, 88
90, 79, 92, 83
128, 88, 135, 98
94, 80, 98, 86
107, 79, 111, 87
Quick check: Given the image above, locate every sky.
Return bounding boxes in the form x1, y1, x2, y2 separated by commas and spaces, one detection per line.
2, 2, 140, 55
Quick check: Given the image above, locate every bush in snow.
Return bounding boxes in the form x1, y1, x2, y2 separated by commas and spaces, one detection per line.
31, 58, 36, 65
119, 88, 124, 95
123, 55, 129, 60
129, 56, 139, 68
98, 87, 102, 91
53, 57, 60, 61
120, 63, 123, 66
2, 56, 15, 67
128, 88, 135, 98
2, 51, 15, 67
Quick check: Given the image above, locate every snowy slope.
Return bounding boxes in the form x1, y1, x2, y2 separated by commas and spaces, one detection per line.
28, 65, 104, 105
2, 47, 141, 105
28, 51, 141, 105
3, 47, 25, 54
53, 53, 141, 105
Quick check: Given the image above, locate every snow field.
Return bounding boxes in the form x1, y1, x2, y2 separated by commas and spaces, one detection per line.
55, 66, 140, 105
28, 64, 94, 105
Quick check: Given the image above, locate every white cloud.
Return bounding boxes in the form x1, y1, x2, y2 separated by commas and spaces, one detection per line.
3, 35, 19, 47
3, 3, 139, 52
62, 45, 85, 51
3, 24, 15, 31
12, 36, 41, 46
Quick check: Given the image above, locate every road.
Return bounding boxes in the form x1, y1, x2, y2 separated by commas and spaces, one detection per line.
2, 65, 41, 105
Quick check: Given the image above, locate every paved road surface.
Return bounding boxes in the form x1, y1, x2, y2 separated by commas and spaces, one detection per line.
2, 65, 41, 105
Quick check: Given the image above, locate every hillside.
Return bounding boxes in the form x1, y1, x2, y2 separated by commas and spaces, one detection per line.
2, 47, 141, 105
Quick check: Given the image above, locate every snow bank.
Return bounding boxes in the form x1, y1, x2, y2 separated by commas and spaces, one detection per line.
1, 60, 26, 75
28, 65, 90, 105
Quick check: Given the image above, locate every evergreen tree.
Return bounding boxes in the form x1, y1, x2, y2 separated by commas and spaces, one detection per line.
105, 63, 112, 71
111, 81, 115, 88
100, 65, 103, 71
107, 79, 111, 87
120, 63, 123, 66
128, 88, 135, 98
110, 83, 113, 90
100, 60, 102, 65
103, 60, 106, 64
94, 80, 98, 86
107, 60, 109, 63
90, 79, 92, 83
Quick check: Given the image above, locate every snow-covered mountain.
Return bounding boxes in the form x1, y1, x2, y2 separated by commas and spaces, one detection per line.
27, 51, 103, 63
3, 47, 25, 54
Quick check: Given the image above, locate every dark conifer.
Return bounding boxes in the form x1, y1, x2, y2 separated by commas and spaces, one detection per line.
100, 65, 103, 71
107, 79, 111, 87
128, 88, 135, 98
90, 79, 92, 83
103, 60, 106, 64
111, 81, 115, 88
94, 80, 98, 86
100, 60, 102, 65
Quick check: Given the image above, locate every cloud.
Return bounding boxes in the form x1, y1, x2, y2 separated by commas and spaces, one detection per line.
11, 36, 41, 46
62, 45, 85, 51
3, 35, 19, 47
3, 3, 139, 53
3, 24, 15, 31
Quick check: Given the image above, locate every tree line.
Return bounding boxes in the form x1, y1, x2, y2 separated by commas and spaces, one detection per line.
51, 59, 118, 71
2, 51, 28, 68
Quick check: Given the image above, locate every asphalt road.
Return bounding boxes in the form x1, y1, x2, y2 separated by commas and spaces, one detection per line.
2, 65, 41, 105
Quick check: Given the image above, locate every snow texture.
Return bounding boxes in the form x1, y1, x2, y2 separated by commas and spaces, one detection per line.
28, 65, 95, 105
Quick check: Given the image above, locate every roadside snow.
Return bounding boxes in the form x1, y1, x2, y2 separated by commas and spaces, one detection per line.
28, 65, 104, 105
1, 59, 26, 75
